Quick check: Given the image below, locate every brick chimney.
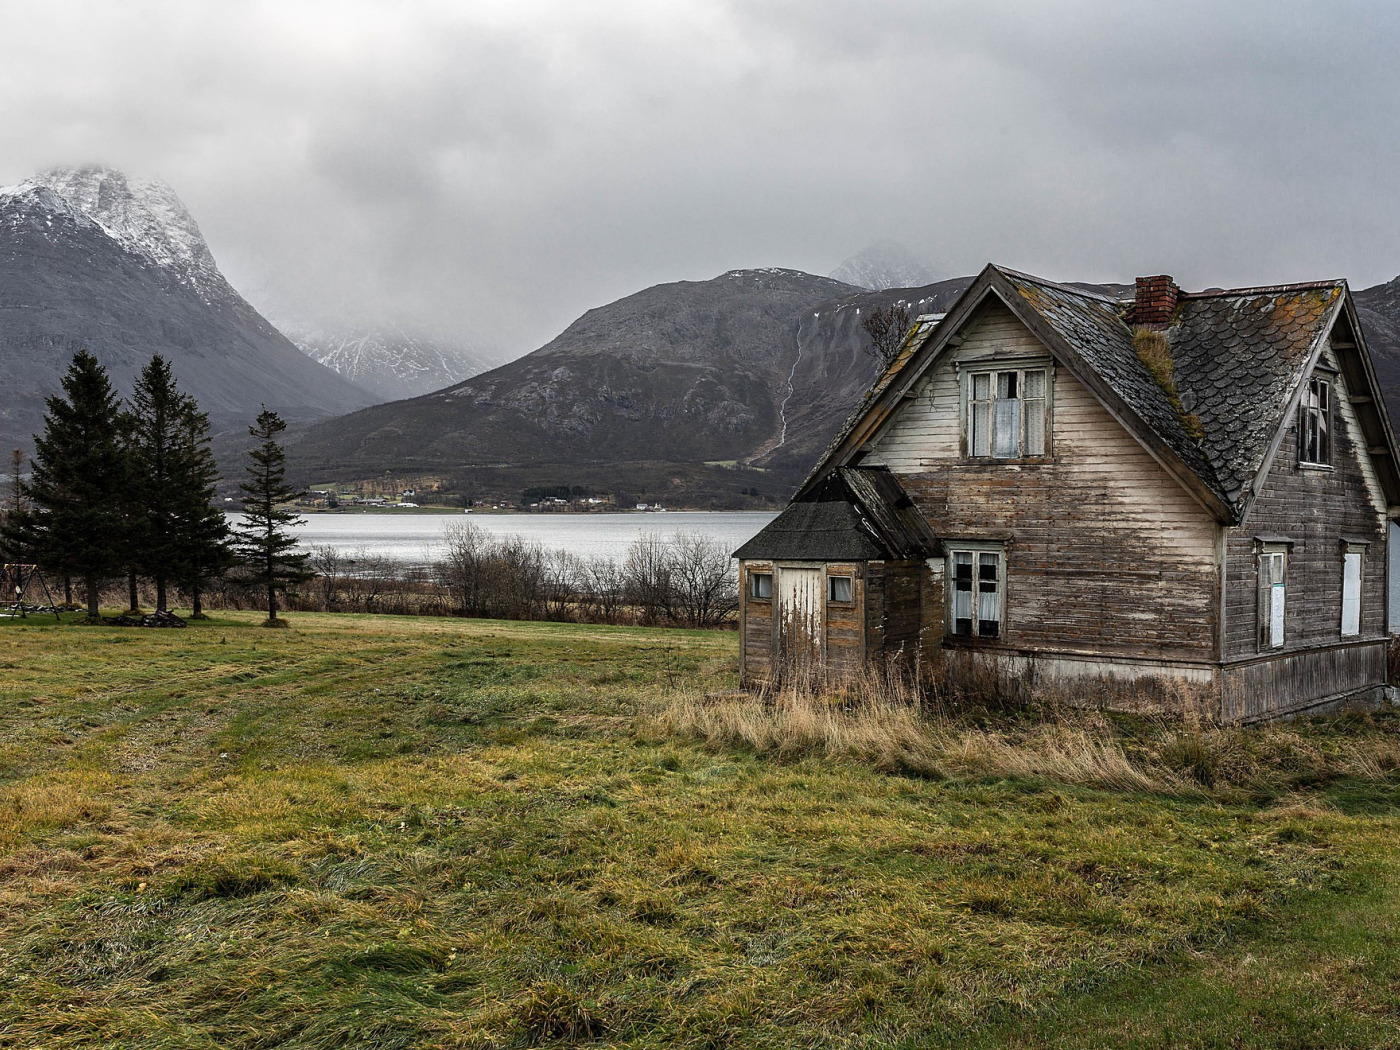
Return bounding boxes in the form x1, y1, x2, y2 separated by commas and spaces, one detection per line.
1132, 275, 1179, 326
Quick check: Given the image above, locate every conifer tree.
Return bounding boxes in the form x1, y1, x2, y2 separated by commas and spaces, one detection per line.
127, 356, 195, 612
2, 350, 127, 620
235, 408, 310, 625
172, 397, 234, 617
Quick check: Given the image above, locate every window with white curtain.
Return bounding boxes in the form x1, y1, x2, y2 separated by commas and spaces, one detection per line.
966, 367, 1048, 459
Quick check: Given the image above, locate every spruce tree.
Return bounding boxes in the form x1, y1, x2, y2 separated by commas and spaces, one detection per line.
172, 397, 234, 617
235, 408, 310, 625
127, 356, 196, 612
2, 350, 127, 620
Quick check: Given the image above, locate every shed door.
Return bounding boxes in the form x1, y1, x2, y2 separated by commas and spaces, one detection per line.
777, 567, 824, 675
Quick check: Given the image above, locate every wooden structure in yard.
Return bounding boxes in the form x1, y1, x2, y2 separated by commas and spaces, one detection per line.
736, 265, 1400, 720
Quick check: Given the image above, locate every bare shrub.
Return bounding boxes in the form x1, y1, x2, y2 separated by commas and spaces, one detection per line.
667, 531, 738, 628
622, 531, 737, 627
582, 557, 625, 623
623, 533, 674, 624
307, 544, 343, 612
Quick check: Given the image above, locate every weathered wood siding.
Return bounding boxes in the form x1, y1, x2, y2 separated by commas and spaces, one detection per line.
823, 563, 865, 675
1224, 342, 1389, 654
739, 560, 774, 686
863, 298, 1220, 662
864, 563, 886, 658
879, 560, 924, 659
1219, 340, 1390, 709
1221, 642, 1387, 721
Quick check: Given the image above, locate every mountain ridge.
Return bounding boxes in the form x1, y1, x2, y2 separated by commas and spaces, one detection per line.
0, 166, 374, 456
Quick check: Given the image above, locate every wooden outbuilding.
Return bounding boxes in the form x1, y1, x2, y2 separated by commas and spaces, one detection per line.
734, 466, 938, 683
736, 265, 1400, 720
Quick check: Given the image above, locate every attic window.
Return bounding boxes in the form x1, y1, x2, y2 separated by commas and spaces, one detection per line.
967, 368, 1047, 459
1299, 376, 1330, 465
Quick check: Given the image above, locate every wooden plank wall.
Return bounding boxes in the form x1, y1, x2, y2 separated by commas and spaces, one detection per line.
879, 560, 923, 658
739, 560, 774, 686
862, 298, 1220, 662
1224, 341, 1389, 659
1221, 641, 1387, 721
823, 562, 865, 675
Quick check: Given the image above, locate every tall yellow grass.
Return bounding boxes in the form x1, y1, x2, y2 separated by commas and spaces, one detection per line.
644, 668, 1400, 797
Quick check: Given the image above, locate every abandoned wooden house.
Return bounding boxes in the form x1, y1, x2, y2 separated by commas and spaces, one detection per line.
735, 265, 1400, 720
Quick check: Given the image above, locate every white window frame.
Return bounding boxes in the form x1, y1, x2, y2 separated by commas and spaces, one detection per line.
962, 362, 1050, 460
1298, 375, 1331, 466
1258, 545, 1288, 650
749, 570, 773, 600
946, 542, 1004, 639
1341, 544, 1364, 637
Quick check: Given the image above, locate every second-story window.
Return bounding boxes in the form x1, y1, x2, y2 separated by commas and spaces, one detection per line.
968, 367, 1047, 458
1299, 376, 1330, 465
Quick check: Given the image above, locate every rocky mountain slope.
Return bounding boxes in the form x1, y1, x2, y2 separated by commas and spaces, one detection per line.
0, 166, 373, 455
286, 269, 980, 504
283, 324, 489, 401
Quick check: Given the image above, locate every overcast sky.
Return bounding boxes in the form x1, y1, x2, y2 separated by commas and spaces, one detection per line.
3, 0, 1399, 358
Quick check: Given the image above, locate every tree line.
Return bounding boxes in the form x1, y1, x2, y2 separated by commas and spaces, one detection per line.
1, 350, 311, 625
1, 349, 739, 629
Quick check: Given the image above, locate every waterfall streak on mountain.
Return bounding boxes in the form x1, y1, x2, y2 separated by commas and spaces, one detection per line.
772, 319, 810, 452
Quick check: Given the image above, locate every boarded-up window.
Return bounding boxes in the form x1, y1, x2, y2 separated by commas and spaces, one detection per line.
1299, 376, 1330, 465
1258, 549, 1287, 650
1342, 550, 1362, 636
750, 572, 773, 599
827, 575, 853, 603
967, 367, 1048, 459
950, 548, 1002, 638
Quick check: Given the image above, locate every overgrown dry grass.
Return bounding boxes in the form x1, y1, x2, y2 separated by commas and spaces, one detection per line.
646, 666, 1400, 799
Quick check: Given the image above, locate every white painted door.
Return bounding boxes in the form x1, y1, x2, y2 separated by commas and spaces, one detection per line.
777, 566, 824, 676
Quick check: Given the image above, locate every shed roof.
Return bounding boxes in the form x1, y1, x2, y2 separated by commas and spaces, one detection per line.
734, 466, 937, 561
799, 264, 1400, 522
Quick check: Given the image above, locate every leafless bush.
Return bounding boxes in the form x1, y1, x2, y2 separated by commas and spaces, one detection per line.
622, 531, 737, 627
308, 544, 343, 611
582, 557, 625, 623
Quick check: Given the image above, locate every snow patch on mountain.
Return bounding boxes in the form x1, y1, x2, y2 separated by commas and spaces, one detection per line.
14, 165, 231, 301
830, 241, 945, 291
285, 325, 488, 401
0, 182, 106, 238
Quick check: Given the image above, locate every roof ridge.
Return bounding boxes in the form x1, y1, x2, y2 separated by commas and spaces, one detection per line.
1178, 280, 1346, 300
994, 265, 1122, 304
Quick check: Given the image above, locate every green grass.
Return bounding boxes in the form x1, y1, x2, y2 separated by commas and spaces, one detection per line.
0, 611, 1398, 1047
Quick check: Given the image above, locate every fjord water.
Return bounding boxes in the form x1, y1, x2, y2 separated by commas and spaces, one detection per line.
228, 511, 779, 564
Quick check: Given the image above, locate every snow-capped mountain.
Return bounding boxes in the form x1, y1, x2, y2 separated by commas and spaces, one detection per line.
0, 165, 373, 455
284, 326, 489, 401
27, 165, 232, 302
830, 240, 945, 290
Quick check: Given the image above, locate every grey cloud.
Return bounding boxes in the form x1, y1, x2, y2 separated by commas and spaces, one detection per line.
2, 0, 1399, 360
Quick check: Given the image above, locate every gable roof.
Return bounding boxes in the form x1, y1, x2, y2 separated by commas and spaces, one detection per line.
735, 466, 937, 561
799, 264, 1400, 523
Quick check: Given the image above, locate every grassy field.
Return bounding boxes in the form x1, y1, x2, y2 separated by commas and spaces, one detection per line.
0, 611, 1398, 1048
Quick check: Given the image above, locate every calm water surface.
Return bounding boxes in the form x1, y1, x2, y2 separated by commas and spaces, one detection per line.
228, 510, 778, 564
